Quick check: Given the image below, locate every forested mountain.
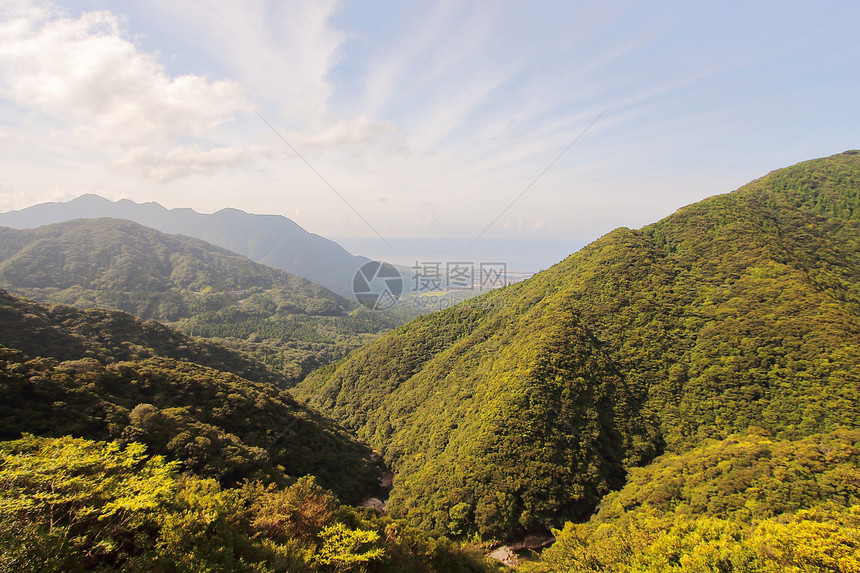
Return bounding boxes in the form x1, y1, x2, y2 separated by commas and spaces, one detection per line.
0, 218, 400, 383
0, 194, 370, 296
0, 289, 497, 571
0, 289, 377, 500
0, 217, 350, 318
294, 151, 860, 541
0, 288, 283, 385
529, 429, 860, 572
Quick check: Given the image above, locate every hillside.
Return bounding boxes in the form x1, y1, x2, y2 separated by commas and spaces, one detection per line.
0, 294, 499, 572
0, 194, 370, 296
0, 289, 380, 501
0, 218, 400, 382
0, 288, 284, 386
530, 429, 860, 572
294, 151, 860, 539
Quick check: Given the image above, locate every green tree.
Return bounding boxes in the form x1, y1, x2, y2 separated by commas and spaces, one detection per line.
314, 523, 384, 572
0, 435, 176, 572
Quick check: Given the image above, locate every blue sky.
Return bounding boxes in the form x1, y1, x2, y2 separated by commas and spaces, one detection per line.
1, 0, 858, 269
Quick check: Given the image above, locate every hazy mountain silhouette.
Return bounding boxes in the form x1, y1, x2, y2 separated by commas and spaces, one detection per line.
0, 194, 369, 295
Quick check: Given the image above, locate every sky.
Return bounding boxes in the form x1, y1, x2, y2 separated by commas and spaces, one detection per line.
1, 0, 859, 270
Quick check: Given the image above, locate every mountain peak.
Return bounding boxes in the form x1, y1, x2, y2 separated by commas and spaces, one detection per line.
0, 195, 368, 295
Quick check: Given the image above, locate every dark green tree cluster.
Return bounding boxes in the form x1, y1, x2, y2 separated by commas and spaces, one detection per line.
0, 345, 378, 502
0, 288, 287, 386
295, 151, 860, 539
0, 435, 499, 573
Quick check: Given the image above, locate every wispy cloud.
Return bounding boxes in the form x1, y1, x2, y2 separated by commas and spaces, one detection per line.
110, 144, 273, 183
285, 115, 397, 150
0, 0, 253, 179
2, 0, 858, 246
142, 0, 344, 126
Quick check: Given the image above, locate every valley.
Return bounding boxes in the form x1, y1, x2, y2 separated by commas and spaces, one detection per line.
1, 151, 859, 571
0, 218, 405, 385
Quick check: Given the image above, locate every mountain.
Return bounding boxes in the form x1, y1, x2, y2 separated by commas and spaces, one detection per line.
535, 428, 860, 571
294, 150, 860, 540
0, 217, 352, 319
0, 194, 370, 296
0, 289, 379, 502
0, 294, 496, 572
0, 218, 399, 383
0, 287, 283, 386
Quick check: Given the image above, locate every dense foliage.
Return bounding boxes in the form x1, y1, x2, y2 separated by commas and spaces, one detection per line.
0, 288, 286, 386
525, 506, 860, 573
521, 430, 860, 571
0, 436, 498, 572
295, 151, 860, 539
592, 428, 860, 525
0, 344, 379, 503
0, 218, 403, 383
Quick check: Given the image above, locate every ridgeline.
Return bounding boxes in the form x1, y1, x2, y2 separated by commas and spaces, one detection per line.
295, 151, 860, 540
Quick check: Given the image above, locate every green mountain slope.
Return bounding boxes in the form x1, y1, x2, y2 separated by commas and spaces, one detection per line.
0, 217, 351, 318
0, 289, 379, 502
531, 429, 860, 572
294, 151, 860, 539
0, 288, 284, 385
0, 218, 400, 382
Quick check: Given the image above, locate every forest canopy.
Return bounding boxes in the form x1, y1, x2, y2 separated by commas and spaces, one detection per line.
295, 151, 860, 539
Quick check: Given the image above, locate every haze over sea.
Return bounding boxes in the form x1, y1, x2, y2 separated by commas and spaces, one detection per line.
338, 237, 581, 276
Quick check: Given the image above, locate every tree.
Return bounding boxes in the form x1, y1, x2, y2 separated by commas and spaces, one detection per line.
314, 523, 384, 572
0, 435, 176, 572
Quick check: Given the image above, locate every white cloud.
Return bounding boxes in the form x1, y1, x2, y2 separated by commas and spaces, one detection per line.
141, 0, 343, 126
110, 144, 272, 183
0, 182, 81, 213
0, 0, 253, 178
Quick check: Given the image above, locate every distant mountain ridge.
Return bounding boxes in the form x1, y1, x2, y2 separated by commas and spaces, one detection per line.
0, 217, 352, 319
0, 194, 370, 296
